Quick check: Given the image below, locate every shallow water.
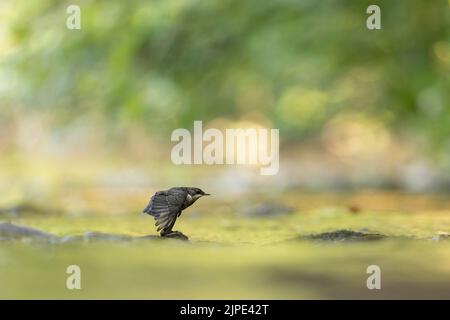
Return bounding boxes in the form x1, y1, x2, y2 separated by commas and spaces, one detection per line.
1, 208, 449, 299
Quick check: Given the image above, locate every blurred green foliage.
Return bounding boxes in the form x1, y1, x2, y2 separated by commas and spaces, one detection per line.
1, 0, 450, 159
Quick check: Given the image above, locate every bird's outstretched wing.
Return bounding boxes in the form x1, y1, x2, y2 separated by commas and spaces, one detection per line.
143, 188, 187, 233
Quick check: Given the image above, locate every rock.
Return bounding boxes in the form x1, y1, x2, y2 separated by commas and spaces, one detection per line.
161, 232, 189, 241
59, 232, 135, 243
83, 231, 134, 242
0, 222, 57, 242
137, 235, 167, 241
300, 229, 386, 242
0, 222, 186, 243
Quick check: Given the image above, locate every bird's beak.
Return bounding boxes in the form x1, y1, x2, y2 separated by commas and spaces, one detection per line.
203, 193, 211, 196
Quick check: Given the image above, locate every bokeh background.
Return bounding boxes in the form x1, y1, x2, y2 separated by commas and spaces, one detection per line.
0, 0, 449, 299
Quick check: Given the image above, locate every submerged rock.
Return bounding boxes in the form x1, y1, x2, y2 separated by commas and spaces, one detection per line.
0, 222, 185, 243
300, 229, 386, 242
59, 232, 136, 243
0, 222, 57, 242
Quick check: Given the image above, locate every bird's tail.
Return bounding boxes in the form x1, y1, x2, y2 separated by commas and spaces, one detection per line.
142, 194, 156, 215
142, 205, 150, 214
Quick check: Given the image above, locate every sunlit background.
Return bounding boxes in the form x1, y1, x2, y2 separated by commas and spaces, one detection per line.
0, 0, 449, 299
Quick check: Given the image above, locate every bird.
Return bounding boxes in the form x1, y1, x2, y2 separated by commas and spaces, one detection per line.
142, 187, 210, 239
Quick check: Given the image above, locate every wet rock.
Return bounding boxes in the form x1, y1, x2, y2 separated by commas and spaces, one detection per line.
161, 232, 189, 241
300, 229, 386, 242
59, 232, 134, 243
0, 222, 57, 242
0, 222, 185, 243
61, 232, 185, 243
83, 231, 134, 242
82, 232, 171, 242
137, 235, 167, 241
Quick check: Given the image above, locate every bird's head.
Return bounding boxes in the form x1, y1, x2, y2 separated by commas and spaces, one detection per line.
187, 187, 210, 200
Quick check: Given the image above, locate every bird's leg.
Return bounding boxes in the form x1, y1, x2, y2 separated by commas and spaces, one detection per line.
159, 218, 188, 240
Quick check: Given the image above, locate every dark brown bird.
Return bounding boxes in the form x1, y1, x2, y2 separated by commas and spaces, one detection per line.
143, 187, 210, 239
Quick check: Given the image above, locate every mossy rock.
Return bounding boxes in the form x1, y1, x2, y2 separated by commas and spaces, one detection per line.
302, 229, 387, 242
